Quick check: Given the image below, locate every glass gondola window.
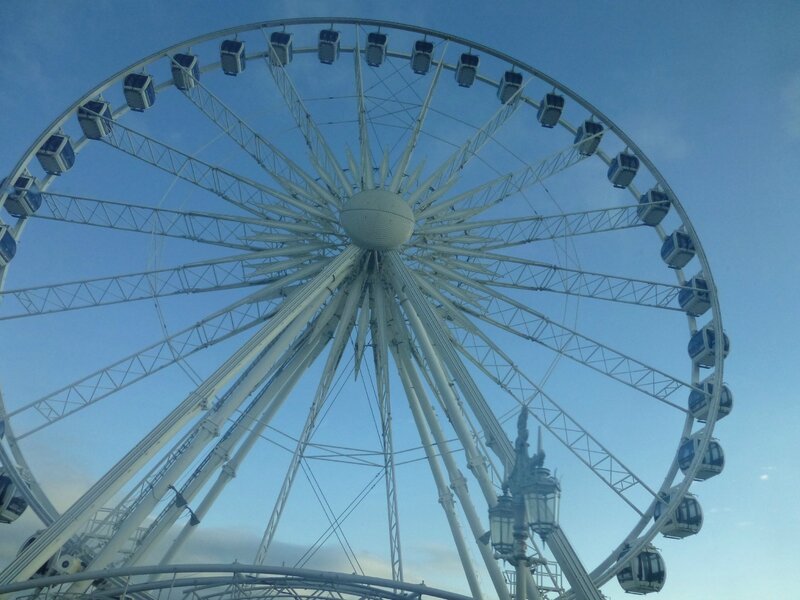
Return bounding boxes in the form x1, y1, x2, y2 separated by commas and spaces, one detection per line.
78, 99, 114, 140
678, 275, 710, 316
498, 70, 523, 104
411, 39, 434, 74
220, 39, 246, 75
574, 120, 604, 155
269, 32, 294, 66
36, 133, 75, 175
607, 151, 640, 188
3, 173, 42, 217
637, 189, 671, 226
171, 53, 200, 90
456, 52, 479, 87
123, 73, 155, 111
0, 225, 17, 266
366, 32, 388, 67
537, 92, 565, 128
318, 29, 340, 64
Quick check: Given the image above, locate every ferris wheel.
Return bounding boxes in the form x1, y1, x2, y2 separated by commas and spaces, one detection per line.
0, 18, 731, 600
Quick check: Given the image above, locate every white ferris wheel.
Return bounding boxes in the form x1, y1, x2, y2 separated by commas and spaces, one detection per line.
0, 17, 731, 600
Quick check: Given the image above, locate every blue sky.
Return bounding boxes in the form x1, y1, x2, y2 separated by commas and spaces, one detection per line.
0, 2, 798, 599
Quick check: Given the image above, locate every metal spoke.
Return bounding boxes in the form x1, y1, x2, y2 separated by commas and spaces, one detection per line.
261, 29, 352, 199
255, 271, 367, 565
8, 260, 329, 438
0, 253, 321, 319
36, 192, 310, 250
429, 274, 692, 409
412, 250, 686, 311
410, 272, 657, 512
389, 44, 447, 193
417, 205, 646, 251
406, 80, 528, 212
354, 35, 375, 190
173, 59, 340, 212
101, 117, 335, 226
415, 134, 595, 222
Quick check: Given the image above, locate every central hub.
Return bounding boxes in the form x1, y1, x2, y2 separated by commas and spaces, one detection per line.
340, 189, 415, 250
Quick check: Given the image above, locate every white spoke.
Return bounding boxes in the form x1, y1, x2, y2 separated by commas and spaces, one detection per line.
413, 250, 686, 311
36, 192, 307, 250
262, 29, 352, 199
354, 35, 375, 190
389, 44, 447, 193
8, 260, 329, 437
173, 60, 340, 211
0, 253, 317, 319
101, 118, 335, 226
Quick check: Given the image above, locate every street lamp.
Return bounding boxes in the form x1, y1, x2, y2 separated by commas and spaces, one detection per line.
488, 410, 560, 600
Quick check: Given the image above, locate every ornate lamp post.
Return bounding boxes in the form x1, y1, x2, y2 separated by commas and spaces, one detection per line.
488, 411, 560, 600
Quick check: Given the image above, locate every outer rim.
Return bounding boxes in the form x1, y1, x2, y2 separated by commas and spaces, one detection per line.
0, 17, 725, 595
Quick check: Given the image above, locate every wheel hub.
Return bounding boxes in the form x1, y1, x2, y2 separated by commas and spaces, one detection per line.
339, 189, 415, 250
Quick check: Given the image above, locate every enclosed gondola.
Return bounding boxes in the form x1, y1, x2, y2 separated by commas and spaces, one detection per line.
123, 73, 156, 111
678, 275, 710, 316
270, 32, 293, 66
2, 173, 42, 218
660, 230, 695, 269
77, 99, 114, 140
637, 189, 670, 226
220, 39, 246, 75
616, 543, 666, 594
574, 120, 604, 156
654, 491, 703, 539
608, 151, 639, 188
0, 474, 28, 524
688, 378, 733, 422
497, 70, 523, 104
537, 93, 564, 128
455, 53, 479, 87
0, 225, 16, 267
318, 29, 340, 64
688, 324, 730, 368
36, 133, 75, 175
171, 53, 200, 90
678, 434, 725, 480
366, 32, 388, 67
411, 39, 434, 74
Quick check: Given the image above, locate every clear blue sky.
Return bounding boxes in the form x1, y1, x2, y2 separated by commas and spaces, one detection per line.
0, 2, 798, 599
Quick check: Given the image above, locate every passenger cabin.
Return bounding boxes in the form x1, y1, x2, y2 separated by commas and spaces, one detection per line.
0, 474, 28, 524
456, 53, 479, 87
366, 32, 388, 67
608, 151, 640, 188
269, 32, 293, 66
318, 29, 340, 64
654, 492, 702, 539
172, 53, 200, 90
678, 435, 725, 480
660, 230, 695, 269
123, 73, 156, 111
411, 40, 434, 74
616, 544, 666, 595
220, 39, 246, 75
688, 324, 730, 368
637, 189, 670, 226
3, 173, 42, 217
36, 133, 75, 175
678, 275, 710, 316
574, 120, 604, 156
689, 378, 733, 422
498, 71, 523, 104
537, 93, 565, 128
0, 225, 16, 267
78, 99, 113, 140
